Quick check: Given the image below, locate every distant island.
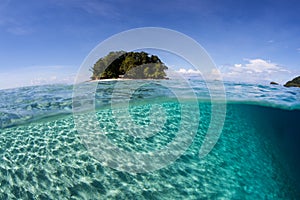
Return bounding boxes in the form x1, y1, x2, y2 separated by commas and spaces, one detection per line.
270, 81, 279, 85
284, 76, 300, 88
91, 51, 168, 80
269, 76, 300, 88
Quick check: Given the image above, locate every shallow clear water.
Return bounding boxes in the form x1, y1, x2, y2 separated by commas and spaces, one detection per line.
0, 79, 300, 199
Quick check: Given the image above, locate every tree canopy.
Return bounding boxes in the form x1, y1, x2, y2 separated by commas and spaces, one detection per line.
91, 51, 168, 80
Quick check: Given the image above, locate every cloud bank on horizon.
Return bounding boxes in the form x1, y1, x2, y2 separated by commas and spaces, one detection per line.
221, 58, 293, 83
175, 58, 295, 84
0, 65, 76, 89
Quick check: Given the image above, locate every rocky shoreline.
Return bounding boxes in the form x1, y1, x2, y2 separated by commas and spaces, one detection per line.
284, 76, 300, 88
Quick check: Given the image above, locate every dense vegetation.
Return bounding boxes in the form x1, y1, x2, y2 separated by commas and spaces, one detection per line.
91, 51, 168, 80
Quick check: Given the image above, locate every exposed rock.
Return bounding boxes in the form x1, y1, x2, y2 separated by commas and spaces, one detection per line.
270, 81, 279, 85
284, 76, 300, 88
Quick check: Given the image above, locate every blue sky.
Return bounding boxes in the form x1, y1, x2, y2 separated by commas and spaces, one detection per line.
0, 0, 300, 89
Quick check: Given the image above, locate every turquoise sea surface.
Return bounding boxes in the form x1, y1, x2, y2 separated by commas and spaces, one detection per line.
0, 79, 300, 199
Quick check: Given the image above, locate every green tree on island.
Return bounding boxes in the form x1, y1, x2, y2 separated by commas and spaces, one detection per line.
91, 51, 168, 80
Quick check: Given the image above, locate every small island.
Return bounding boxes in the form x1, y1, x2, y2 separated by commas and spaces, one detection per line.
270, 81, 279, 85
284, 76, 300, 88
91, 51, 168, 80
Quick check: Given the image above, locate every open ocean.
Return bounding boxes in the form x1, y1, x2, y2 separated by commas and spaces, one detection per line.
0, 79, 300, 199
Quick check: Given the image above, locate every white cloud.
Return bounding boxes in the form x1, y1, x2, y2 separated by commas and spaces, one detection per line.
173, 59, 292, 83
221, 58, 291, 83
174, 68, 223, 81
245, 58, 288, 73
176, 68, 201, 74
